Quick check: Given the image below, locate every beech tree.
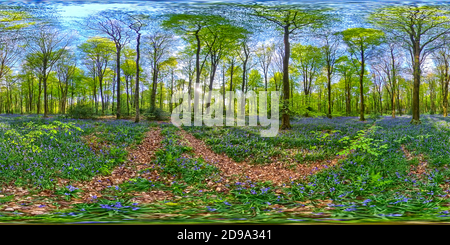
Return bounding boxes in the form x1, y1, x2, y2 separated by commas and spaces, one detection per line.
291, 43, 324, 116
55, 50, 76, 114
7, 2, 450, 125
180, 50, 195, 97
318, 29, 342, 118
247, 4, 330, 129
372, 41, 402, 118
145, 31, 173, 112
121, 48, 138, 116
83, 10, 131, 119
124, 13, 146, 123
26, 24, 71, 118
162, 13, 229, 121
255, 43, 274, 92
203, 21, 248, 114
335, 56, 356, 116
369, 5, 450, 124
237, 38, 253, 116
434, 40, 450, 117
79, 37, 115, 115
341, 27, 384, 121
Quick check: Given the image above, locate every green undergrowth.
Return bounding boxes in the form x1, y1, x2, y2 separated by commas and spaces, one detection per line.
2, 115, 450, 223
182, 117, 374, 164
0, 116, 151, 189
155, 124, 221, 185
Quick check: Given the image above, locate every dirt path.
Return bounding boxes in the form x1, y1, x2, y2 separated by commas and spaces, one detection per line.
69, 127, 168, 201
0, 127, 172, 215
401, 145, 429, 178
402, 143, 450, 198
400, 144, 450, 199
178, 129, 342, 186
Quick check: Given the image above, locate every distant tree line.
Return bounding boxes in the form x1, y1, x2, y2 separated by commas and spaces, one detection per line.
1, 3, 450, 126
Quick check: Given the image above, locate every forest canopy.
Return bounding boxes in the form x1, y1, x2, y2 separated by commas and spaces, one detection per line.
0, 1, 449, 126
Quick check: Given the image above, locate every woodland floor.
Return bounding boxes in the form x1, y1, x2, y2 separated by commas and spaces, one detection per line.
1, 114, 450, 223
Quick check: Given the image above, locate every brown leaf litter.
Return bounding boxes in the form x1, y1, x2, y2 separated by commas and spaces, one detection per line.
0, 127, 172, 215
63, 127, 173, 203
401, 145, 450, 199
401, 145, 429, 178
177, 129, 343, 187
80, 131, 110, 154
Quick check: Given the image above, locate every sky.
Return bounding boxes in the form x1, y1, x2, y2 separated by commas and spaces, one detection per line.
48, 0, 440, 82
57, 3, 153, 19
47, 0, 450, 36
0, 0, 445, 87
22, 0, 450, 33
3, 0, 450, 21
58, 4, 126, 18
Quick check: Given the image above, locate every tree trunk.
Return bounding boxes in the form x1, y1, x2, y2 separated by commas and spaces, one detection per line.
194, 30, 201, 122
397, 86, 402, 116
359, 48, 365, 121
116, 45, 122, 119
222, 64, 226, 116
28, 76, 33, 113
411, 43, 421, 124
19, 92, 22, 114
318, 86, 321, 112
390, 47, 396, 118
203, 74, 207, 115
264, 70, 268, 92
378, 90, 382, 115
206, 61, 217, 115
281, 25, 291, 129
112, 69, 116, 115
327, 69, 332, 118
135, 32, 141, 123
228, 60, 234, 114
240, 46, 249, 118
151, 64, 158, 111
94, 75, 98, 115
170, 70, 174, 113
345, 72, 351, 116
444, 77, 449, 117
392, 91, 396, 118
99, 65, 105, 116
126, 76, 130, 115
43, 61, 48, 118
159, 81, 163, 110
290, 74, 293, 109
